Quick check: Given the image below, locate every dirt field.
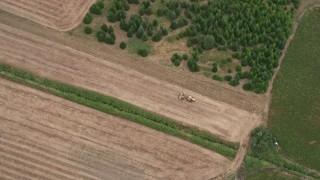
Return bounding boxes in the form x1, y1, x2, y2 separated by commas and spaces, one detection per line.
0, 0, 95, 31
0, 78, 231, 179
0, 22, 261, 143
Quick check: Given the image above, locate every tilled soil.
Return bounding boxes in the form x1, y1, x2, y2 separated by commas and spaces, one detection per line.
0, 78, 231, 179
0, 23, 261, 142
0, 0, 95, 31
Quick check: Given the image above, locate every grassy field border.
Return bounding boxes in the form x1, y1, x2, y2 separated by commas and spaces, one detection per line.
0, 63, 238, 158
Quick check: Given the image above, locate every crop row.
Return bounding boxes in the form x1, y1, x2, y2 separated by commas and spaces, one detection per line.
0, 64, 239, 158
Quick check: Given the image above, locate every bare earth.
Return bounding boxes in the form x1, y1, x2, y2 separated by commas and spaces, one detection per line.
0, 23, 261, 143
0, 78, 231, 179
0, 0, 95, 31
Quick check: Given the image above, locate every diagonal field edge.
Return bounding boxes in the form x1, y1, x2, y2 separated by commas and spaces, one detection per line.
0, 63, 239, 159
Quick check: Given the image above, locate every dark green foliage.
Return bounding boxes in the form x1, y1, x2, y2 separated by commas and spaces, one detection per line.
187, 59, 200, 72
127, 29, 133, 38
229, 79, 239, 86
120, 41, 127, 49
156, 8, 164, 17
97, 0, 105, 9
96, 31, 106, 42
147, 27, 153, 36
236, 64, 242, 72
203, 35, 215, 50
211, 63, 218, 73
83, 13, 93, 24
171, 53, 182, 67
152, 31, 162, 42
107, 0, 128, 22
84, 26, 93, 34
136, 25, 144, 38
182, 54, 188, 60
165, 10, 177, 21
137, 49, 148, 57
160, 26, 168, 36
128, 0, 139, 4
224, 75, 232, 81
212, 74, 223, 81
101, 24, 109, 32
180, 0, 296, 93
146, 7, 152, 15
170, 22, 178, 30
90, 4, 102, 15
152, 19, 158, 27
105, 36, 115, 45
249, 128, 275, 159
141, 34, 148, 41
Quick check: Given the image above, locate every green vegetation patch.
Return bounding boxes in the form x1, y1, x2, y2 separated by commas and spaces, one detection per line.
268, 8, 320, 171
0, 64, 239, 159
128, 38, 152, 54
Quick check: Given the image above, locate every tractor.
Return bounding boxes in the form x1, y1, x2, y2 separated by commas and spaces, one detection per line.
178, 92, 196, 102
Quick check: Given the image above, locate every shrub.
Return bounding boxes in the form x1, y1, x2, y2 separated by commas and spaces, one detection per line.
187, 59, 200, 72
172, 57, 180, 66
203, 35, 215, 50
160, 27, 168, 36
224, 75, 232, 81
157, 8, 164, 16
152, 19, 158, 27
152, 31, 162, 42
213, 74, 223, 81
120, 41, 127, 49
229, 79, 239, 86
182, 54, 188, 60
170, 22, 178, 30
90, 4, 102, 15
84, 26, 93, 34
236, 64, 242, 72
212, 63, 218, 73
105, 36, 115, 45
136, 25, 144, 39
127, 30, 133, 38
146, 7, 153, 15
96, 31, 105, 42
83, 13, 93, 24
249, 127, 275, 159
101, 24, 109, 32
141, 34, 148, 41
137, 49, 148, 57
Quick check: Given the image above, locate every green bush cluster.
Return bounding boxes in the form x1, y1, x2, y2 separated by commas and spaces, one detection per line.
139, 0, 152, 16
176, 0, 296, 93
90, 0, 105, 15
137, 49, 148, 57
83, 13, 93, 24
120, 41, 127, 49
96, 24, 116, 45
84, 26, 93, 34
107, 0, 129, 22
0, 64, 239, 159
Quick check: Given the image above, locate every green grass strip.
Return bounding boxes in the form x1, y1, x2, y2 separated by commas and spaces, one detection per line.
0, 64, 239, 158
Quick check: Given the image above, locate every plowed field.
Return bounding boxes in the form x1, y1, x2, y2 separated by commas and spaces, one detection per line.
0, 78, 231, 179
0, 23, 260, 142
0, 0, 95, 31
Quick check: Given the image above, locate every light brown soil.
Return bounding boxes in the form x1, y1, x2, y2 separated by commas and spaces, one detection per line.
0, 10, 267, 115
0, 23, 261, 143
0, 0, 95, 31
0, 78, 231, 179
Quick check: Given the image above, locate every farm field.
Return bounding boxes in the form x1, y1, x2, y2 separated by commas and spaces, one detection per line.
0, 78, 231, 179
268, 8, 320, 171
0, 9, 267, 115
0, 0, 95, 31
0, 22, 261, 143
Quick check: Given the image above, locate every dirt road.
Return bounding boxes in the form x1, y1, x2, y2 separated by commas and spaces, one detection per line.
0, 0, 95, 31
0, 23, 261, 142
0, 78, 231, 179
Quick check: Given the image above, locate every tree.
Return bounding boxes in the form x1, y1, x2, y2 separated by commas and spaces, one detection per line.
211, 65, 218, 73
84, 26, 93, 34
137, 49, 148, 57
171, 55, 180, 66
152, 31, 162, 42
101, 24, 109, 32
249, 127, 274, 159
107, 12, 117, 22
120, 41, 127, 49
146, 7, 153, 15
83, 13, 93, 24
152, 19, 158, 27
170, 22, 178, 30
90, 4, 102, 15
187, 59, 200, 72
105, 36, 115, 45
182, 54, 188, 60
203, 35, 215, 50
142, 34, 148, 41
224, 75, 232, 81
147, 27, 153, 36
136, 25, 144, 38
236, 64, 242, 72
229, 79, 239, 86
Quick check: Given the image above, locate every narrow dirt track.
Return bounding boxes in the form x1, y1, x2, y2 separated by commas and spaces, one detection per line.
0, 23, 261, 142
0, 0, 95, 31
0, 78, 231, 179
